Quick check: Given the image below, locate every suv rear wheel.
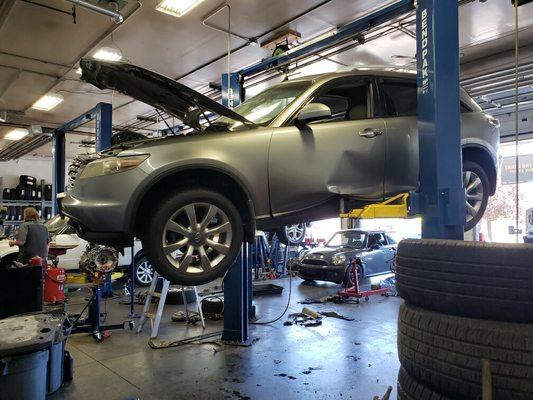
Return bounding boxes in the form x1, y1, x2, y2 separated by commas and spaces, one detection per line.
142, 189, 243, 286
463, 160, 489, 231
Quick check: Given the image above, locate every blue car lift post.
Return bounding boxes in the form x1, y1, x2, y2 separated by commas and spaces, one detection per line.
414, 0, 465, 239
54, 103, 134, 340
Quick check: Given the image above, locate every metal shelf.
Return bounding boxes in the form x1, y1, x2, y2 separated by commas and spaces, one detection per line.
2, 200, 52, 205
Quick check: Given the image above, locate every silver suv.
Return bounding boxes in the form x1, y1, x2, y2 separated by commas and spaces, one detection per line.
59, 60, 500, 285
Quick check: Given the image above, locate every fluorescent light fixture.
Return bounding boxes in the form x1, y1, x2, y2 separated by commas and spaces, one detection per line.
5, 128, 29, 141
93, 46, 122, 62
31, 93, 64, 111
156, 0, 205, 17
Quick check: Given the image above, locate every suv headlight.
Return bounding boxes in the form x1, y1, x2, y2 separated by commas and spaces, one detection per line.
332, 254, 346, 265
78, 154, 149, 179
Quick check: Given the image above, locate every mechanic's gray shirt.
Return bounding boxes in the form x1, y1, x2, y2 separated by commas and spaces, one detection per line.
17, 221, 50, 264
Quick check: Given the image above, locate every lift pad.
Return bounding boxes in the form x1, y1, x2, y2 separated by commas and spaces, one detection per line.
340, 193, 410, 219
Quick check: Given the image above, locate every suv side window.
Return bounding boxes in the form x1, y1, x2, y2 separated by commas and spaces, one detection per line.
385, 235, 396, 245
306, 77, 371, 123
380, 78, 417, 117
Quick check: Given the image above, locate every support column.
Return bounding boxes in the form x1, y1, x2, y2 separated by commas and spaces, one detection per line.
221, 244, 249, 343
95, 102, 112, 151
416, 1, 465, 239
51, 131, 66, 216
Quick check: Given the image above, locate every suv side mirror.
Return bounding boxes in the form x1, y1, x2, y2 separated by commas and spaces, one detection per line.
295, 103, 331, 126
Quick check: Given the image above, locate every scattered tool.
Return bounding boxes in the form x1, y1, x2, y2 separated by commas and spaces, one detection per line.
373, 386, 392, 400
320, 311, 355, 321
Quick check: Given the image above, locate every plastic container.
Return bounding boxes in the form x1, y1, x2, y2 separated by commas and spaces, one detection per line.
0, 349, 49, 400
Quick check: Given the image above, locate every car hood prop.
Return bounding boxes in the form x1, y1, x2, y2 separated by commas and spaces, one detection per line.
79, 59, 255, 131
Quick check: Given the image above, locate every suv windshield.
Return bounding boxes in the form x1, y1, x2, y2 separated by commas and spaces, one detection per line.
326, 231, 367, 249
215, 81, 311, 128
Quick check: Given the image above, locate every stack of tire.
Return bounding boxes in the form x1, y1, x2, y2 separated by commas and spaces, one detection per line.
1, 176, 53, 221
396, 239, 533, 400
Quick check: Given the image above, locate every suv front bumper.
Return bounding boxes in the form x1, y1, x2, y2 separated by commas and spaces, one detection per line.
57, 167, 148, 246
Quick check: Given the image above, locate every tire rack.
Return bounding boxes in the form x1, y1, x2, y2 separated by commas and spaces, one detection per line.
0, 179, 53, 235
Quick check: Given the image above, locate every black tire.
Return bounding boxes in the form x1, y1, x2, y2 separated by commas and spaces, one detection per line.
398, 303, 533, 400
165, 288, 196, 305
463, 160, 489, 231
142, 189, 244, 286
398, 367, 452, 400
276, 223, 306, 245
342, 264, 357, 287
133, 255, 154, 287
201, 297, 224, 315
396, 239, 533, 322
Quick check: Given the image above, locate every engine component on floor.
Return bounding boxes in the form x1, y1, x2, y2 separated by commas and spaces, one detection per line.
79, 244, 118, 275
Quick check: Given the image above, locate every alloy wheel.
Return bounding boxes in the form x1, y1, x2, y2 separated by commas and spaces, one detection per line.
285, 223, 305, 243
162, 203, 233, 274
136, 260, 154, 285
463, 170, 484, 224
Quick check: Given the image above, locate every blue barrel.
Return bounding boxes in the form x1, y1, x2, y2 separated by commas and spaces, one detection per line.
0, 349, 49, 400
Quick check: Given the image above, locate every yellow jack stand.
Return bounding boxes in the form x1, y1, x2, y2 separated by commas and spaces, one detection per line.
340, 193, 410, 219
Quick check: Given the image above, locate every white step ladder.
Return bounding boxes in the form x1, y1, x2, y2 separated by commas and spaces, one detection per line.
137, 272, 205, 339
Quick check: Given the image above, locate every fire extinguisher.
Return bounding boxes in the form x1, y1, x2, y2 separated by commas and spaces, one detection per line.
44, 265, 66, 303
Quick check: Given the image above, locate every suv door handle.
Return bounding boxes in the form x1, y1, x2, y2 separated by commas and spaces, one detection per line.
358, 128, 383, 138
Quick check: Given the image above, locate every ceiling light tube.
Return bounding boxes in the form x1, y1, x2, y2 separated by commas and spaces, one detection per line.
31, 94, 64, 111
5, 128, 29, 141
93, 47, 122, 62
156, 0, 205, 17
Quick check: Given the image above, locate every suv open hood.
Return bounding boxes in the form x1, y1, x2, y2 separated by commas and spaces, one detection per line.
79, 59, 254, 130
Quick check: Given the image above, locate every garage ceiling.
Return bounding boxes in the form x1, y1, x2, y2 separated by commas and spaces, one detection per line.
1, 0, 533, 160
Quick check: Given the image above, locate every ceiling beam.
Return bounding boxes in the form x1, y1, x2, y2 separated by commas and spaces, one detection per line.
0, 0, 16, 31
460, 44, 533, 80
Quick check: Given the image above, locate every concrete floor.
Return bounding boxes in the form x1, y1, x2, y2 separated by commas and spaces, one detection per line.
50, 275, 402, 400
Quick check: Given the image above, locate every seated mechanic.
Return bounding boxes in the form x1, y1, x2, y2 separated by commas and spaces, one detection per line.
9, 207, 50, 266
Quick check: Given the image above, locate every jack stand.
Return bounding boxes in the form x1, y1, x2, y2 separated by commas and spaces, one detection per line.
101, 274, 113, 298
71, 281, 134, 342
221, 244, 252, 344
128, 242, 140, 318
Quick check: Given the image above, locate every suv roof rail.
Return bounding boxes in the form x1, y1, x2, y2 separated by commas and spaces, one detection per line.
336, 64, 417, 74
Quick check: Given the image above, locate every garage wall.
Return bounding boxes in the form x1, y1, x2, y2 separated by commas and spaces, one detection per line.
0, 157, 54, 188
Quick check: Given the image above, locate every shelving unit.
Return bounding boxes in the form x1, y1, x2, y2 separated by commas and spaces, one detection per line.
1, 179, 53, 229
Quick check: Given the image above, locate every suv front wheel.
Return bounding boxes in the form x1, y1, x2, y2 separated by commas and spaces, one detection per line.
142, 189, 244, 286
463, 160, 489, 231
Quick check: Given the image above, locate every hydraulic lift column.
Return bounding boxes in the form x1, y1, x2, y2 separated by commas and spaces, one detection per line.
416, 0, 465, 239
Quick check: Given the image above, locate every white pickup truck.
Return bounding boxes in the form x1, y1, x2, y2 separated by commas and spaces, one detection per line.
0, 215, 154, 286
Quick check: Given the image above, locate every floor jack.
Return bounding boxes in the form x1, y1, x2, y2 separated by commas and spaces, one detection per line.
338, 258, 390, 302
70, 272, 134, 341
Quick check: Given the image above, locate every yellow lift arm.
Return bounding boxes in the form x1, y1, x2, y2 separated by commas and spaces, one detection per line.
340, 193, 411, 219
